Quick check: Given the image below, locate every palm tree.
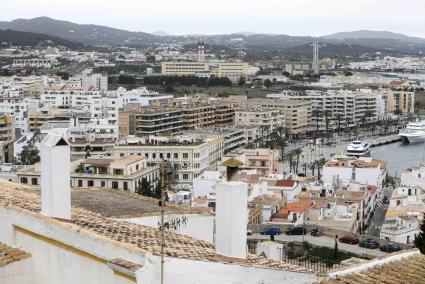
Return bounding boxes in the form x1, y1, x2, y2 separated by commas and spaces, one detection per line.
323, 110, 332, 141
334, 113, 344, 135
271, 126, 287, 173
309, 162, 316, 177
312, 109, 322, 144
316, 158, 327, 180
293, 148, 303, 174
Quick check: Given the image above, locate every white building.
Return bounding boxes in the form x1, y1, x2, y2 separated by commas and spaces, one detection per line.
0, 170, 318, 283
115, 87, 173, 108
0, 86, 28, 135
322, 156, 387, 189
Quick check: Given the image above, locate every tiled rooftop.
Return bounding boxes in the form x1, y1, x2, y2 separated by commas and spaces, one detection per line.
0, 242, 31, 267
0, 180, 310, 272
321, 250, 425, 284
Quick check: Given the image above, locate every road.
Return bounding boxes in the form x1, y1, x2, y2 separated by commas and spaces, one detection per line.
249, 234, 387, 257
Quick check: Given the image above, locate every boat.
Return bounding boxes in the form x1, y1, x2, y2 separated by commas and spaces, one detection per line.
346, 140, 371, 157
399, 121, 425, 143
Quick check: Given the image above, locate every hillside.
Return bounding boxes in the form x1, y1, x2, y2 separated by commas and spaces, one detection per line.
0, 17, 159, 45
0, 29, 83, 48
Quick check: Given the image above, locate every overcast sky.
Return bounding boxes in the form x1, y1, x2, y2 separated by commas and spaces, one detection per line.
1, 0, 425, 37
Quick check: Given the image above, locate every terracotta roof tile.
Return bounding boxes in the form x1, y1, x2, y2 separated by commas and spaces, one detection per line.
0, 180, 310, 272
0, 242, 31, 267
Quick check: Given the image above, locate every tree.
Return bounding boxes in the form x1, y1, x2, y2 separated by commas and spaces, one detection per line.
238, 77, 246, 86
271, 126, 286, 169
264, 79, 272, 89
136, 178, 152, 196
75, 162, 85, 174
334, 114, 344, 135
312, 110, 322, 144
303, 241, 312, 255
414, 213, 425, 254
293, 148, 303, 174
15, 143, 40, 165
323, 110, 332, 141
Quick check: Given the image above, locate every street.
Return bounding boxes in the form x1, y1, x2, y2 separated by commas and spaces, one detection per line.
249, 234, 388, 257
366, 186, 393, 237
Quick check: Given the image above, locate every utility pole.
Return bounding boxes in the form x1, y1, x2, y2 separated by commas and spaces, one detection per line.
160, 161, 165, 284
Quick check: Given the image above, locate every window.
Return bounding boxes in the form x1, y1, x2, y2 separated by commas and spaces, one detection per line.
145, 153, 149, 158
112, 181, 119, 189
152, 153, 156, 159
101, 181, 106, 187
174, 153, 178, 159
31, 178, 38, 185
123, 182, 128, 191
88, 180, 94, 187
78, 180, 83, 187
20, 177, 28, 184
183, 174, 189, 180
167, 153, 171, 159
160, 153, 164, 159
136, 164, 139, 170
174, 174, 179, 180
183, 153, 189, 159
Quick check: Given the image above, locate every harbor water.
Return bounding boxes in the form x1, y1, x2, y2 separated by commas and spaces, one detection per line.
371, 141, 425, 176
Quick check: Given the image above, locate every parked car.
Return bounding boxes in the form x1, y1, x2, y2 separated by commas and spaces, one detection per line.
380, 243, 401, 253
286, 226, 306, 235
260, 227, 281, 235
247, 229, 253, 236
311, 227, 323, 237
339, 235, 359, 245
359, 239, 379, 249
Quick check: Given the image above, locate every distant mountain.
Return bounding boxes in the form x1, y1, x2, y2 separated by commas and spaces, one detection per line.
1, 17, 425, 55
322, 30, 425, 43
0, 17, 159, 45
152, 31, 170, 37
284, 42, 380, 58
0, 29, 82, 48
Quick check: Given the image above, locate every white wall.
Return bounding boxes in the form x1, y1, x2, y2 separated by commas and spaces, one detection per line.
138, 256, 318, 284
0, 205, 145, 284
216, 181, 248, 259
0, 258, 32, 284
121, 214, 215, 243
322, 167, 352, 184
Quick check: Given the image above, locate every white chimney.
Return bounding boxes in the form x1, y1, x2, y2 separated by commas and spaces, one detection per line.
215, 181, 248, 259
40, 133, 71, 220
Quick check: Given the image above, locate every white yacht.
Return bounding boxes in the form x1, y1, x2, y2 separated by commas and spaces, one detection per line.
346, 140, 371, 157
399, 121, 425, 143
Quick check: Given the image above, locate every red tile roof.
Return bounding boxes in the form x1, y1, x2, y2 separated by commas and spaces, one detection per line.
275, 180, 297, 187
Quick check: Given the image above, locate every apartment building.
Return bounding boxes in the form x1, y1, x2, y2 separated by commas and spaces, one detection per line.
69, 137, 115, 161
161, 61, 248, 78
161, 61, 209, 76
114, 136, 224, 188
380, 89, 415, 115
119, 106, 184, 137
0, 115, 15, 163
235, 107, 285, 132
0, 91, 28, 135
268, 89, 382, 130
119, 101, 235, 137
183, 127, 246, 154
16, 155, 159, 193
210, 62, 249, 79
69, 69, 108, 91
245, 98, 313, 137
28, 108, 92, 133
